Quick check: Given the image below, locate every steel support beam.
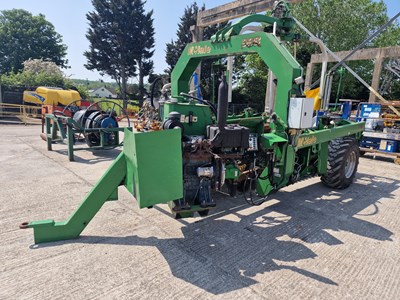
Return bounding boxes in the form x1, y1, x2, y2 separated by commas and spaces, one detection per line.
310, 46, 400, 64
370, 56, 384, 102
197, 0, 303, 27
306, 46, 400, 103
304, 62, 314, 91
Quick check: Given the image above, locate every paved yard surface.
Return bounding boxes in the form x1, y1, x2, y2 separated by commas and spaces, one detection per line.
1, 124, 399, 299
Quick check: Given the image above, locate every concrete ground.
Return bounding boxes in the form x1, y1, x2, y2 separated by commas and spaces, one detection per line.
1, 124, 399, 299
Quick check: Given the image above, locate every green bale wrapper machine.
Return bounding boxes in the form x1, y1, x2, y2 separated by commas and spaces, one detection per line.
21, 2, 364, 244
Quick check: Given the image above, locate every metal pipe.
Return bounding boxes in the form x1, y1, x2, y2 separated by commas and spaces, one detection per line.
308, 36, 328, 104
161, 83, 171, 98
265, 70, 276, 114
387, 65, 400, 79
239, 26, 263, 33
227, 56, 233, 103
323, 74, 333, 111
217, 75, 229, 130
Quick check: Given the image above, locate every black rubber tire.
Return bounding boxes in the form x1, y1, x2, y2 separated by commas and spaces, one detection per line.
321, 137, 360, 189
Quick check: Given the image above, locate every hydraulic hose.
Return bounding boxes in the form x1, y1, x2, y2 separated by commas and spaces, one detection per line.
150, 77, 162, 108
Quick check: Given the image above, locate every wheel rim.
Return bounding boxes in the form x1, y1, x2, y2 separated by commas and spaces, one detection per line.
344, 151, 357, 178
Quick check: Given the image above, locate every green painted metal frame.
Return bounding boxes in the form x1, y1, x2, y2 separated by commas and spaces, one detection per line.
211, 14, 295, 43
25, 153, 127, 243
24, 128, 184, 244
45, 114, 128, 161
171, 31, 302, 124
296, 121, 365, 150
255, 120, 365, 197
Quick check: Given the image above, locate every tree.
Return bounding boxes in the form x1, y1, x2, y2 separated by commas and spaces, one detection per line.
291, 0, 399, 65
236, 0, 400, 105
293, 0, 400, 100
0, 9, 67, 73
84, 0, 155, 107
0, 59, 89, 98
133, 3, 155, 99
234, 54, 269, 108
0, 72, 64, 88
0, 59, 65, 87
165, 3, 198, 74
22, 59, 63, 77
165, 2, 227, 100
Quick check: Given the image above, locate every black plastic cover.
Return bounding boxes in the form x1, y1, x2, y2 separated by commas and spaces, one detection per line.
207, 124, 250, 149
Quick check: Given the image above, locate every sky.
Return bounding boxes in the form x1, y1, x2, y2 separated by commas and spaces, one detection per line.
0, 0, 398, 83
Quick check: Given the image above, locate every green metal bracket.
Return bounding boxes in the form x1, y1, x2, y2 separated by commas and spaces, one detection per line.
260, 133, 288, 149
212, 14, 280, 42
211, 14, 295, 43
257, 133, 289, 196
23, 153, 127, 244
317, 142, 328, 174
22, 128, 184, 244
256, 168, 274, 196
225, 164, 241, 180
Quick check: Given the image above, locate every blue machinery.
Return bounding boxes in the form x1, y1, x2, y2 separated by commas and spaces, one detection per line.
355, 102, 400, 164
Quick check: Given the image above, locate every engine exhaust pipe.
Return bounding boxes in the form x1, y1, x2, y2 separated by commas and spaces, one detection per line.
217, 75, 228, 131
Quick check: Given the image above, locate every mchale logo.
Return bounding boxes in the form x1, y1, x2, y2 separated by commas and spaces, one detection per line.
187, 45, 211, 55
297, 136, 317, 147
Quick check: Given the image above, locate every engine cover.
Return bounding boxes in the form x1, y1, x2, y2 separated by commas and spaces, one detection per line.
207, 124, 250, 149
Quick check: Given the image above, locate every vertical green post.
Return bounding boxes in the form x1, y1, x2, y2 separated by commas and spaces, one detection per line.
100, 131, 105, 148
67, 123, 75, 161
318, 142, 328, 174
45, 115, 52, 151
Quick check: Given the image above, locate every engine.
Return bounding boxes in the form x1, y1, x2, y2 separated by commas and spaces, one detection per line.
163, 76, 259, 215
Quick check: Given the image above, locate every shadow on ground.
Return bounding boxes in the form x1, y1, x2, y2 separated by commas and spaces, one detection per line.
33, 172, 398, 295
361, 153, 399, 164
54, 146, 121, 164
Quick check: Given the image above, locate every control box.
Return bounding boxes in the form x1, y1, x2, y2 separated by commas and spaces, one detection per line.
288, 98, 314, 129
248, 133, 258, 151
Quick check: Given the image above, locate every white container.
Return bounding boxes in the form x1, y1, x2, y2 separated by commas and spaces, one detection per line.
288, 98, 314, 129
